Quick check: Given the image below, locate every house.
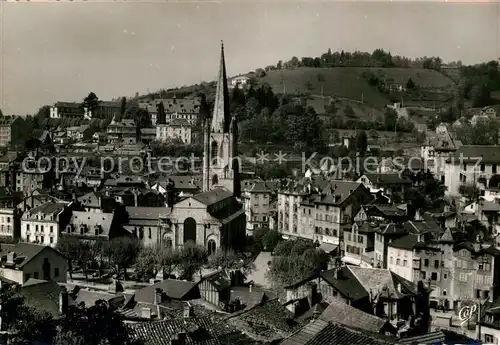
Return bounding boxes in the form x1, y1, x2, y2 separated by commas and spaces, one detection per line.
15, 157, 56, 196
229, 76, 250, 89
0, 116, 25, 147
224, 299, 303, 343
444, 145, 500, 196
278, 178, 372, 247
107, 117, 137, 145
63, 211, 122, 241
342, 221, 377, 267
113, 188, 165, 207
0, 243, 67, 284
20, 201, 72, 247
356, 173, 412, 197
386, 230, 500, 311
151, 175, 200, 199
284, 265, 430, 334
88, 101, 121, 120
77, 191, 116, 213
139, 97, 200, 126
50, 102, 86, 119
420, 130, 462, 183
156, 119, 193, 144
479, 294, 500, 344
0, 206, 21, 242
66, 125, 94, 141
127, 316, 255, 345
242, 181, 273, 235
121, 278, 201, 320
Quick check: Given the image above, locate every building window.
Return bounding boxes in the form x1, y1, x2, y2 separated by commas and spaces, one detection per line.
444, 274, 447, 279
403, 260, 407, 267
27, 235, 30, 242
421, 271, 426, 279
431, 272, 438, 280
476, 289, 482, 299
54, 268, 59, 277
396, 258, 400, 265
50, 237, 53, 244
424, 259, 429, 267
27, 224, 30, 231
50, 226, 53, 233
35, 225, 38, 231
494, 165, 498, 174
443, 290, 447, 296
7, 217, 10, 223
434, 260, 439, 269
148, 228, 152, 239
41, 225, 44, 232
40, 236, 44, 243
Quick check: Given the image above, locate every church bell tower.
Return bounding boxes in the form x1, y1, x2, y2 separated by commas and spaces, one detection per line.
202, 41, 240, 197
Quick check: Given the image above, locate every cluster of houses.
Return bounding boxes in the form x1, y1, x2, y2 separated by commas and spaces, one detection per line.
3, 44, 500, 344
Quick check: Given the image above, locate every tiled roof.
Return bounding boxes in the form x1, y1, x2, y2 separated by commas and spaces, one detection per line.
126, 206, 170, 220
69, 211, 115, 237
247, 182, 271, 193
348, 266, 418, 297
22, 201, 67, 219
20, 279, 62, 317
280, 319, 393, 345
192, 188, 233, 206
224, 299, 302, 343
388, 234, 420, 251
319, 267, 368, 301
127, 316, 247, 345
319, 297, 389, 334
77, 192, 103, 208
0, 243, 59, 268
132, 279, 200, 303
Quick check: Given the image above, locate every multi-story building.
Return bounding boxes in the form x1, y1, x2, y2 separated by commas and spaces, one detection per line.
277, 178, 372, 247
156, 119, 193, 144
444, 145, 500, 196
89, 101, 121, 120
343, 222, 376, 267
242, 181, 272, 235
20, 202, 72, 247
66, 125, 94, 141
356, 173, 412, 198
107, 117, 137, 145
421, 129, 461, 183
139, 97, 201, 126
0, 207, 21, 241
50, 102, 86, 119
387, 230, 500, 311
0, 116, 24, 147
16, 158, 56, 196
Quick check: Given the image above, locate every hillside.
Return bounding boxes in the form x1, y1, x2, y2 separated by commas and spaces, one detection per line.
260, 67, 454, 106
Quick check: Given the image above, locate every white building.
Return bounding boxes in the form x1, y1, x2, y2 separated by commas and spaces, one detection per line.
420, 130, 461, 183
242, 181, 272, 235
20, 202, 70, 247
229, 76, 249, 89
444, 145, 500, 196
156, 119, 193, 144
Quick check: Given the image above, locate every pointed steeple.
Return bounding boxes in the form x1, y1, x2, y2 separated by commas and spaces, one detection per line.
211, 41, 231, 133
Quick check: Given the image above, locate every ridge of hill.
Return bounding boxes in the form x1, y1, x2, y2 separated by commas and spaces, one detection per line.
260, 67, 454, 106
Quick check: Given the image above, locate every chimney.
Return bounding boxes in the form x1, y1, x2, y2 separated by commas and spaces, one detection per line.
171, 333, 187, 345
183, 302, 192, 318
141, 308, 152, 319
249, 283, 253, 293
59, 286, 68, 314
397, 283, 402, 293
334, 267, 343, 279
154, 288, 163, 305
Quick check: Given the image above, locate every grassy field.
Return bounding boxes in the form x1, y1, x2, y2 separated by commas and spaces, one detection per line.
261, 67, 455, 107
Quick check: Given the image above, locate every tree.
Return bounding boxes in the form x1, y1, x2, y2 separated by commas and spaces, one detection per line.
0, 109, 3, 117
406, 77, 416, 89
120, 97, 127, 119
82, 92, 101, 118
134, 108, 152, 129
156, 101, 166, 125
34, 105, 51, 129
176, 242, 208, 281
208, 249, 255, 275
355, 130, 368, 153
276, 60, 283, 70
134, 245, 179, 282
384, 108, 398, 130
471, 83, 491, 108
267, 240, 329, 288
106, 237, 142, 279
262, 230, 282, 251
0, 284, 56, 344
56, 235, 83, 280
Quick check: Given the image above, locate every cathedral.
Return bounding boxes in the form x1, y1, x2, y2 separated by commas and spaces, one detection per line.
150, 42, 246, 253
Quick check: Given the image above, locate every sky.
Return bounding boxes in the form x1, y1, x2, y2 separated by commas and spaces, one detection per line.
0, 1, 499, 115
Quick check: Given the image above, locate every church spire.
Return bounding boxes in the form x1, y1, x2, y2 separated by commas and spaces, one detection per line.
211, 41, 231, 133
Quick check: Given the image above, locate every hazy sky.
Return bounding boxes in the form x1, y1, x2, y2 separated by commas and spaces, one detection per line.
0, 1, 499, 115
